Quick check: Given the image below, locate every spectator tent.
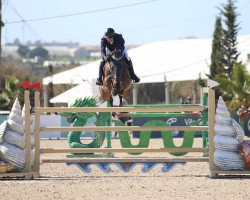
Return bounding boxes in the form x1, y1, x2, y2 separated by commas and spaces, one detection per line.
44, 36, 250, 104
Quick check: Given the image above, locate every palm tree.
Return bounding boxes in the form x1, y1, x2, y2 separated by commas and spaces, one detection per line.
0, 76, 22, 110
214, 63, 250, 114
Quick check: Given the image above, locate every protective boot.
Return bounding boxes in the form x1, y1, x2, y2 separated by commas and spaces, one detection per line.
126, 59, 140, 83
96, 61, 104, 85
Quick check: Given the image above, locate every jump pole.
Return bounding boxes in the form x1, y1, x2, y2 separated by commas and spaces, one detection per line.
33, 91, 40, 176
23, 90, 31, 176
208, 88, 218, 173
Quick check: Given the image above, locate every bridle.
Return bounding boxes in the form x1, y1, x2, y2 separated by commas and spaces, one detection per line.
110, 49, 125, 61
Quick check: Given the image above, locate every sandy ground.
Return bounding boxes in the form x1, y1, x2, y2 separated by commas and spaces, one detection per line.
0, 138, 250, 200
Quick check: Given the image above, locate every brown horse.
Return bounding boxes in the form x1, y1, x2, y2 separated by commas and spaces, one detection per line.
99, 49, 132, 107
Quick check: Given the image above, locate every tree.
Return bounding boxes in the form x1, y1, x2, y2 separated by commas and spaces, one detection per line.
221, 0, 240, 79
214, 63, 250, 113
0, 75, 22, 110
17, 45, 31, 58
30, 46, 49, 59
13, 38, 21, 46
34, 40, 42, 46
210, 16, 225, 79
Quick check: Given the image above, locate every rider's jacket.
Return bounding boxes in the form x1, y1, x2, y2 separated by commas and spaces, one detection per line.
101, 33, 125, 57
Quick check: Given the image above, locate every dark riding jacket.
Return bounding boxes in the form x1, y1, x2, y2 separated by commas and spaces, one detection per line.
101, 33, 125, 58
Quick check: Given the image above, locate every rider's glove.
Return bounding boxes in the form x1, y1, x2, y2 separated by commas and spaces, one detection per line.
104, 55, 110, 62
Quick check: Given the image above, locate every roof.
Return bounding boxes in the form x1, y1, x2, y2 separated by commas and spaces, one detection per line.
49, 81, 95, 104
43, 35, 250, 85
49, 80, 123, 105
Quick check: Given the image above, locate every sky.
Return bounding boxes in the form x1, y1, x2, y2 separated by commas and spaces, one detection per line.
2, 0, 250, 45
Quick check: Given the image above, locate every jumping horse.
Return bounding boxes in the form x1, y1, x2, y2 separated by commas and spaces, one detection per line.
99, 49, 132, 107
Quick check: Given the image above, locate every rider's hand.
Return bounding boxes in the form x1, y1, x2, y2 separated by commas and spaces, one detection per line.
104, 55, 110, 61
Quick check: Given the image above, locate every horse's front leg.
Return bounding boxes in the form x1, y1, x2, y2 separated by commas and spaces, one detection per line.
109, 96, 116, 117
119, 95, 123, 107
109, 96, 114, 107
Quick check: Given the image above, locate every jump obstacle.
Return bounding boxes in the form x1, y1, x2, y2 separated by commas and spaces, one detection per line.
0, 88, 250, 179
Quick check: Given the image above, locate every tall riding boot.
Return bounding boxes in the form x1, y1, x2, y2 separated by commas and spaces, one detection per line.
96, 61, 104, 85
126, 59, 140, 83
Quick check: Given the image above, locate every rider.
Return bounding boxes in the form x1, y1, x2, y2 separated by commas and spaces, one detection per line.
96, 28, 140, 85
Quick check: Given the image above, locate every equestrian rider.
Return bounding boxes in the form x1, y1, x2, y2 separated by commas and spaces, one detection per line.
96, 28, 140, 85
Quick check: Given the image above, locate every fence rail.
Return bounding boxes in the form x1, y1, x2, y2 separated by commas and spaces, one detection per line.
35, 105, 205, 113
40, 147, 209, 154
41, 126, 208, 132
42, 157, 210, 164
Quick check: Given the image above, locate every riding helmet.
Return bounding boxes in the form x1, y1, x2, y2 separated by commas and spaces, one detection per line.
105, 28, 115, 37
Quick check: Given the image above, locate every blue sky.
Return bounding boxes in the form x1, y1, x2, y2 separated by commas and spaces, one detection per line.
2, 0, 250, 45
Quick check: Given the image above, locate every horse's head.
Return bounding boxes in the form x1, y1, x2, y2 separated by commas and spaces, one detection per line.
109, 49, 125, 96
101, 49, 132, 107
111, 77, 123, 96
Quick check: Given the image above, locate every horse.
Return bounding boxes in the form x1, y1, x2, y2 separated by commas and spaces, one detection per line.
99, 49, 132, 107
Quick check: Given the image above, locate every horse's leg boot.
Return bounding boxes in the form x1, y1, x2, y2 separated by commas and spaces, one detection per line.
127, 59, 140, 83
96, 61, 104, 85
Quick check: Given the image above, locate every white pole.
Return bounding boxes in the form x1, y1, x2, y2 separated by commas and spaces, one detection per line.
164, 75, 170, 104
133, 84, 138, 104
23, 90, 31, 174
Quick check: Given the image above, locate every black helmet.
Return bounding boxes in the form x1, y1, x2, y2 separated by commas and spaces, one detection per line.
105, 28, 115, 37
